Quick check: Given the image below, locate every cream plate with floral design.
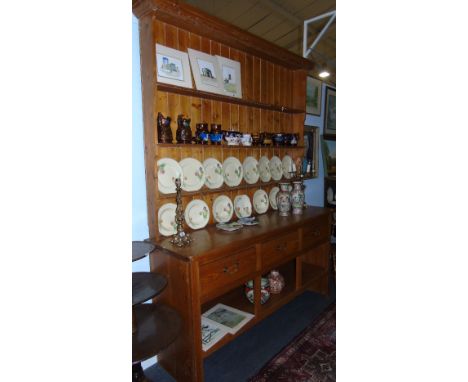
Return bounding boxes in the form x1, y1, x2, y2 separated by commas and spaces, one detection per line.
253, 189, 269, 214
158, 203, 177, 237
180, 158, 205, 192
234, 194, 252, 218
282, 155, 293, 179
258, 156, 271, 182
212, 195, 234, 223
269, 156, 283, 181
184, 199, 210, 230
269, 186, 280, 210
203, 158, 224, 189
157, 158, 182, 194
243, 156, 260, 184
223, 156, 243, 187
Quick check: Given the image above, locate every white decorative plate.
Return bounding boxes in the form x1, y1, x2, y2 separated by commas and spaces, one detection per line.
282, 155, 293, 179
234, 195, 252, 219
243, 156, 260, 184
269, 187, 280, 210
157, 158, 182, 194
253, 189, 269, 214
212, 195, 234, 223
158, 203, 177, 237
258, 156, 271, 182
180, 158, 205, 192
203, 158, 224, 189
184, 199, 210, 230
223, 157, 243, 187
269, 156, 283, 181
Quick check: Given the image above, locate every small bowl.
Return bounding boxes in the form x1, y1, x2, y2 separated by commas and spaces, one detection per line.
244, 278, 270, 304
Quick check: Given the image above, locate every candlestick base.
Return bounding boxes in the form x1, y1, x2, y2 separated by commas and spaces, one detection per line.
170, 231, 192, 247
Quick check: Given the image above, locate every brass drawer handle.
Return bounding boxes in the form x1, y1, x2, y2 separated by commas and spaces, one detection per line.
275, 243, 287, 251
223, 261, 239, 274
312, 229, 320, 237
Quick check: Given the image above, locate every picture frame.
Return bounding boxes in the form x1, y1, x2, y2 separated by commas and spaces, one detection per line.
306, 77, 322, 116
216, 55, 242, 98
324, 86, 336, 136
202, 303, 254, 334
303, 125, 319, 176
155, 44, 193, 89
321, 134, 336, 177
187, 48, 225, 94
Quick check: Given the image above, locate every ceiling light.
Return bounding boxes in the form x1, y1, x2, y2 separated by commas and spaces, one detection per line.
319, 71, 330, 78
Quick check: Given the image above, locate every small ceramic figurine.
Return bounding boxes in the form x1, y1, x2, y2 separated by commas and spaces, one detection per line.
268, 270, 285, 294
176, 114, 192, 144
157, 112, 173, 143
276, 182, 291, 216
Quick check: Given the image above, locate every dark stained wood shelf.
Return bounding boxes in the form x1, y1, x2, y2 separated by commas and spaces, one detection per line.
157, 83, 305, 114
132, 241, 155, 262
157, 175, 318, 199
132, 272, 168, 306
132, 303, 181, 363
201, 285, 254, 317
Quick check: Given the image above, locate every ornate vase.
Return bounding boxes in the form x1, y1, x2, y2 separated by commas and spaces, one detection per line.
291, 181, 305, 215
276, 182, 291, 216
245, 278, 270, 304
176, 114, 192, 144
268, 270, 285, 294
157, 112, 173, 143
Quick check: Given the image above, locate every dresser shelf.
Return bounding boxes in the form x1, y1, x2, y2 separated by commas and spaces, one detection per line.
157, 83, 305, 114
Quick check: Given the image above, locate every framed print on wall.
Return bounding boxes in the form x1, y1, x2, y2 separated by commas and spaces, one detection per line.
216, 55, 242, 98
324, 87, 336, 136
306, 77, 322, 115
155, 44, 193, 89
321, 134, 336, 177
187, 48, 224, 94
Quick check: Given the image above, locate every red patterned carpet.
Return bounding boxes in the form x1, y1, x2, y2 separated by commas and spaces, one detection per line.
249, 303, 336, 382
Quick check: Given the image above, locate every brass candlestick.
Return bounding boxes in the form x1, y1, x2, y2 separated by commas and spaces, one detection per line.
170, 178, 192, 247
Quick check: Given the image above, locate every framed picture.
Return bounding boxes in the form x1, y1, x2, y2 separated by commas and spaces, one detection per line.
187, 48, 224, 94
324, 176, 336, 208
155, 44, 193, 89
324, 86, 336, 136
306, 77, 322, 116
303, 125, 319, 176
321, 134, 336, 177
216, 55, 242, 98
202, 303, 254, 334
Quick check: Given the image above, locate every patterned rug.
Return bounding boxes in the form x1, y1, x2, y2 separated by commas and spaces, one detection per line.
249, 303, 336, 382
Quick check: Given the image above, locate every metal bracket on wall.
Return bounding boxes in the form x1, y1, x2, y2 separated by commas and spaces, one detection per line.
303, 10, 336, 59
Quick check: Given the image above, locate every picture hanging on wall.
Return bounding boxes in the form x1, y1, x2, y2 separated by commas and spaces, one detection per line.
155, 44, 193, 89
324, 86, 336, 136
187, 49, 225, 95
321, 134, 336, 177
215, 55, 242, 98
306, 77, 322, 116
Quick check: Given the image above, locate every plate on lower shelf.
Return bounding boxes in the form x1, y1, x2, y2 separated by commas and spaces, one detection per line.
157, 158, 182, 194
234, 194, 252, 219
184, 199, 210, 230
203, 158, 224, 189
253, 189, 269, 214
269, 156, 283, 181
258, 156, 271, 182
269, 186, 279, 210
223, 157, 243, 187
158, 203, 177, 236
180, 158, 205, 192
242, 156, 260, 184
282, 155, 293, 179
212, 195, 234, 223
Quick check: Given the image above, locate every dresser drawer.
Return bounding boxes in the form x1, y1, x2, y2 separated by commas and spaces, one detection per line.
302, 216, 329, 249
199, 247, 256, 299
261, 231, 300, 268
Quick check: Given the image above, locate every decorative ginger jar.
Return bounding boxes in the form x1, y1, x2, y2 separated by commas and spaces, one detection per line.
276, 182, 291, 216
290, 181, 305, 215
268, 270, 285, 294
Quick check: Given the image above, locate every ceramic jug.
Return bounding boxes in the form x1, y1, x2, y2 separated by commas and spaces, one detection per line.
276, 182, 291, 216
176, 114, 192, 144
157, 112, 173, 143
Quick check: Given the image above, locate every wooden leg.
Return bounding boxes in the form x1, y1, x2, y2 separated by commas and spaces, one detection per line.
132, 362, 149, 382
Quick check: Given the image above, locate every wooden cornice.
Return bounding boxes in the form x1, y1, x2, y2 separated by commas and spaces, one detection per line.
132, 0, 314, 70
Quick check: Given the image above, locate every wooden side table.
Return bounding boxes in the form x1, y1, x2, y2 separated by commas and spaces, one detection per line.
132, 241, 181, 382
